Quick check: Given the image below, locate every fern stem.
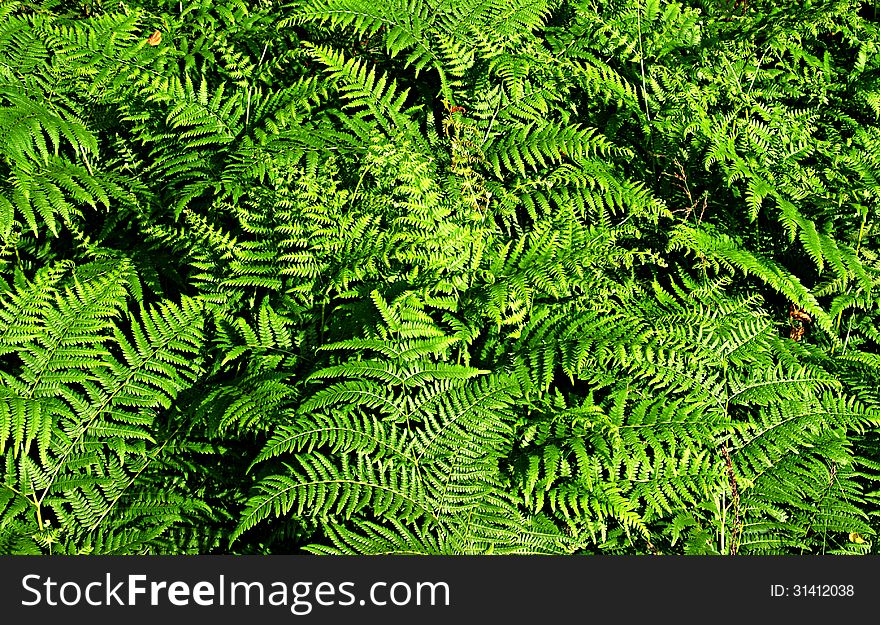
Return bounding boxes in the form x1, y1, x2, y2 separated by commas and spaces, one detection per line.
37, 306, 202, 507
833, 212, 867, 348
0, 481, 41, 522
89, 421, 186, 531
636, 0, 651, 123
79, 145, 94, 176
33, 493, 43, 531
721, 442, 741, 555
482, 91, 503, 147
745, 49, 769, 96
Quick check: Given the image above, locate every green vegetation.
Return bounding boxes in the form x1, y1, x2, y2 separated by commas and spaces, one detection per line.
2, 0, 880, 555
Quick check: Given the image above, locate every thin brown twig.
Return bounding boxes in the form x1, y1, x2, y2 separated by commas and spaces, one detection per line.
721, 442, 742, 555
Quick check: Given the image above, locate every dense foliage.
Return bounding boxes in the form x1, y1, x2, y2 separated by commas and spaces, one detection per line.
2, 0, 880, 555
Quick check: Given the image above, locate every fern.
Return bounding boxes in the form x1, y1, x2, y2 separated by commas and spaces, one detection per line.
2, 0, 880, 556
